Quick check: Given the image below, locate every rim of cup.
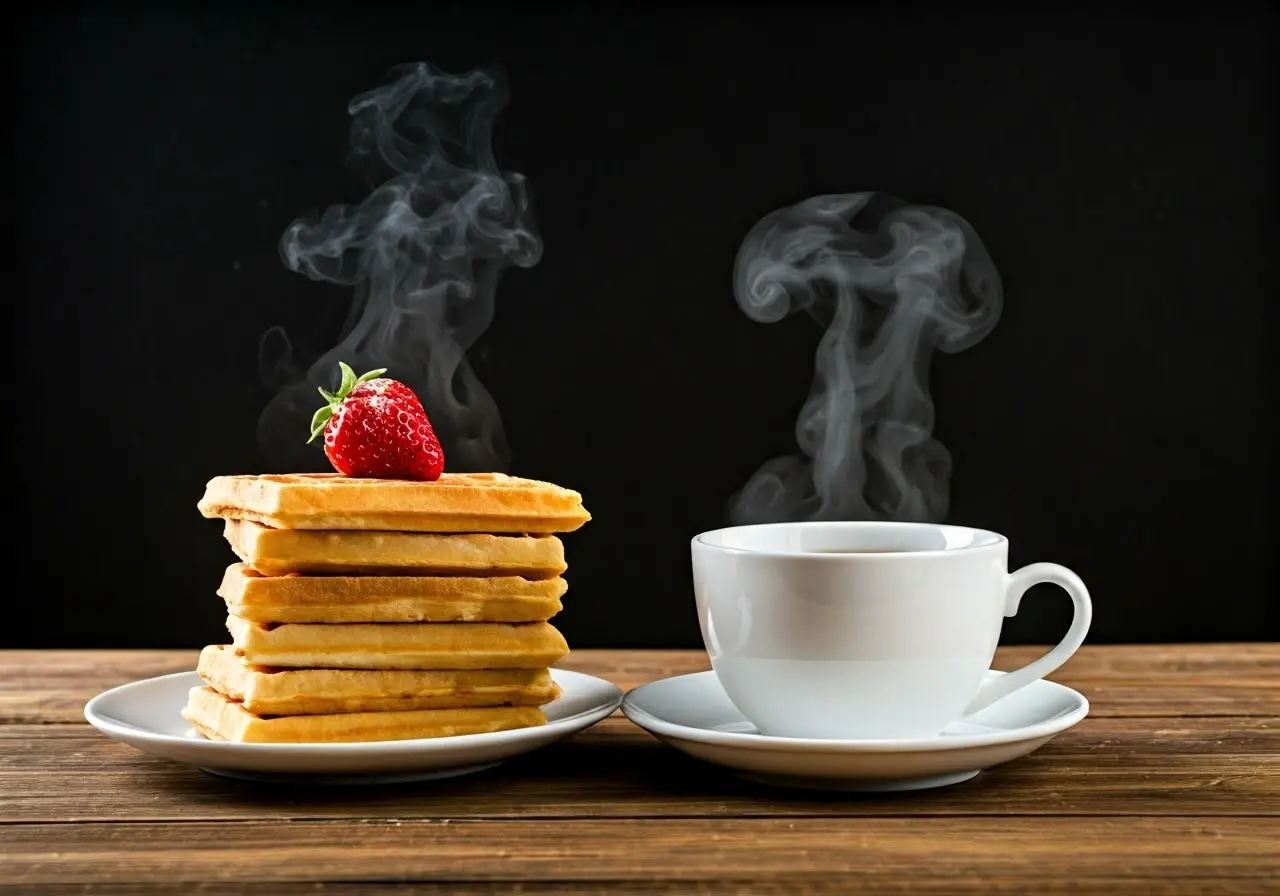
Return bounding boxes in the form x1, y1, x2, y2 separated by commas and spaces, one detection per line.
692, 520, 1008, 558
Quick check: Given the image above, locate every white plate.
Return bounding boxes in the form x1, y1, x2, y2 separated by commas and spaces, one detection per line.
621, 670, 1088, 791
85, 668, 623, 784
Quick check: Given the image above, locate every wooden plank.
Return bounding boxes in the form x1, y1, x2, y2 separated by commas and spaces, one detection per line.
0, 886, 1029, 896
3, 818, 1276, 892
0, 651, 199, 724
10, 885, 942, 896
998, 643, 1280, 676
1, 718, 1275, 822
5, 882, 1274, 896
10, 883, 1271, 896
3, 646, 1279, 723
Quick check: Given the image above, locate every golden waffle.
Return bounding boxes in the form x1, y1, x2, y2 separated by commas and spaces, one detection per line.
227, 615, 570, 669
182, 686, 546, 743
223, 519, 566, 577
197, 645, 560, 714
218, 563, 566, 624
199, 472, 590, 533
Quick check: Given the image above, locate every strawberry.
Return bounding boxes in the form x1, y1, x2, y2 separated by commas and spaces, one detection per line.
308, 362, 445, 481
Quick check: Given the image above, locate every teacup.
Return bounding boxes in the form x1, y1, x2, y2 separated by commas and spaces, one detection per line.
691, 521, 1092, 739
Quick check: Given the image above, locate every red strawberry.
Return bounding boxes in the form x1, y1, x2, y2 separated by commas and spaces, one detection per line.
308, 362, 445, 481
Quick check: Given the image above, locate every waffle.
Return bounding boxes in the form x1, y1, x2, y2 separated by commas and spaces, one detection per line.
182, 686, 546, 742
197, 645, 560, 714
199, 472, 590, 533
226, 615, 570, 669
218, 563, 566, 624
223, 519, 566, 577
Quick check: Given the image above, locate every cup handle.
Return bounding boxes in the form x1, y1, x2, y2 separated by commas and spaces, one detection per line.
963, 562, 1093, 716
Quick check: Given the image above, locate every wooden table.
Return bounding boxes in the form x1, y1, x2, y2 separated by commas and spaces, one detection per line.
2, 646, 1277, 893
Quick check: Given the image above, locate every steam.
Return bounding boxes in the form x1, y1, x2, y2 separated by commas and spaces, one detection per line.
731, 192, 1002, 524
258, 62, 541, 471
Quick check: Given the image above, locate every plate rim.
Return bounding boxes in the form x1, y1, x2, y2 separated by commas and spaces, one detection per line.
84, 667, 623, 752
621, 670, 1089, 754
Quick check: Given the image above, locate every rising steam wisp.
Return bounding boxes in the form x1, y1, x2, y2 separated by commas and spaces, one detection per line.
258, 62, 541, 471
731, 192, 1003, 524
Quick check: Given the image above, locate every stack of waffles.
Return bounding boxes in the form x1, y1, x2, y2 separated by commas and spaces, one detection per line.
183, 472, 590, 743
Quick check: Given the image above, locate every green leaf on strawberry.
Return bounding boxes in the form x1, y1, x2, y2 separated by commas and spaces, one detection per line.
308, 405, 334, 443
338, 361, 358, 396
307, 364, 388, 444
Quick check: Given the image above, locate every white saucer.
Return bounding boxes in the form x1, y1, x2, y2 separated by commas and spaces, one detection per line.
85, 668, 623, 784
621, 670, 1088, 791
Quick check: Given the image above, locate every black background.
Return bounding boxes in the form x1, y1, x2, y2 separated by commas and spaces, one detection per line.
13, 5, 1277, 648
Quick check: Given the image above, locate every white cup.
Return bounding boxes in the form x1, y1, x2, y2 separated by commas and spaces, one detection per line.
691, 521, 1092, 740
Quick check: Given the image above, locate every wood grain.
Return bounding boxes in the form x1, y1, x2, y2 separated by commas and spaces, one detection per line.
5, 818, 1277, 892
7, 887, 1111, 896
3, 645, 1278, 723
2, 646, 1277, 893
0, 887, 918, 896
2, 887, 1051, 896
1, 718, 1276, 822
7, 887, 1278, 896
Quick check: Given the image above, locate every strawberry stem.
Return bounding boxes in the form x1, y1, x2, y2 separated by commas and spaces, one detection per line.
306, 362, 389, 444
